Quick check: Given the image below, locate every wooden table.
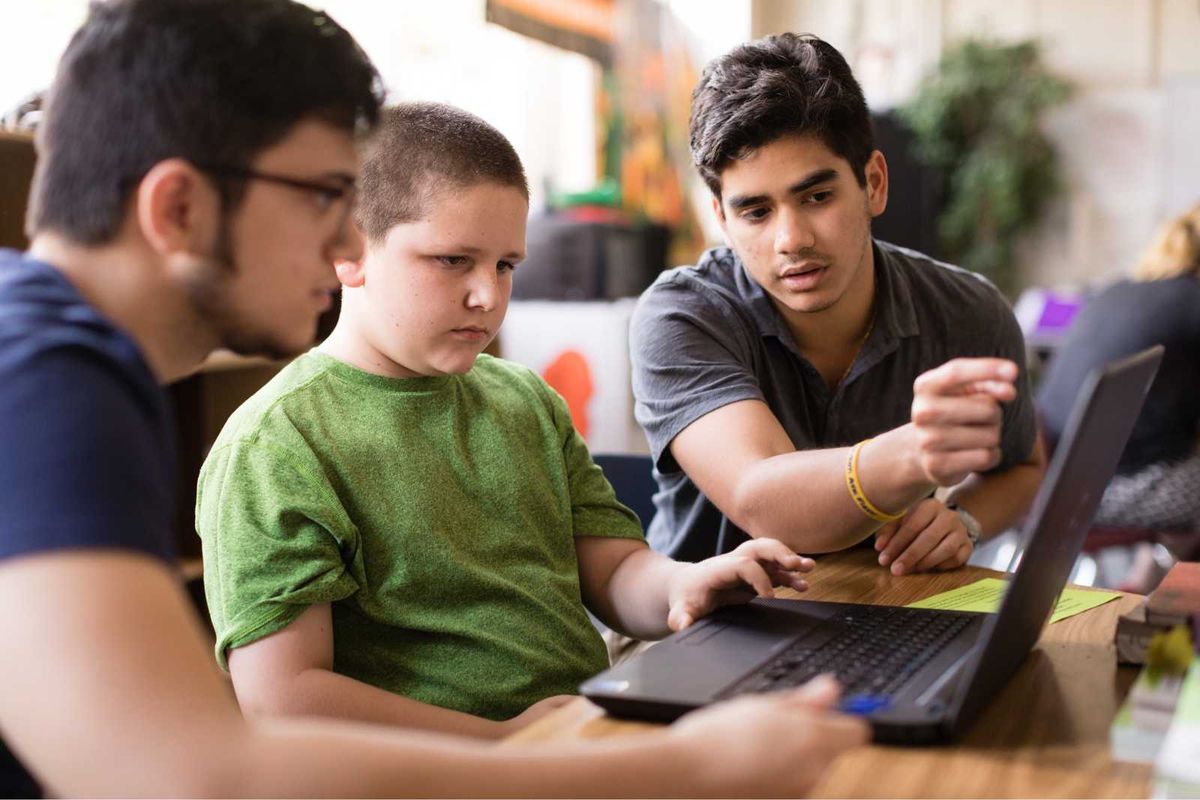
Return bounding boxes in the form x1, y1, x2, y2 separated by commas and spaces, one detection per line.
505, 548, 1153, 798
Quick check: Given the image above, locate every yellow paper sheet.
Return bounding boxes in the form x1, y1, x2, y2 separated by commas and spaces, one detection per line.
906, 577, 1121, 623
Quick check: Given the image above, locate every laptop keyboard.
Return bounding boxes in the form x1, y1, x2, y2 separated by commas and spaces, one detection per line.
722, 606, 973, 701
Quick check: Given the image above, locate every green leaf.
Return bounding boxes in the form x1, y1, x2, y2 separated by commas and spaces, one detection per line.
897, 38, 1072, 295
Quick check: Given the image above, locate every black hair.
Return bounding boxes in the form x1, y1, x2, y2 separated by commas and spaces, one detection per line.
689, 33, 874, 197
355, 102, 528, 244
27, 0, 384, 243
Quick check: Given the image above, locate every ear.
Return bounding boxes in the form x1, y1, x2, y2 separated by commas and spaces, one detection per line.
711, 195, 733, 249
865, 150, 889, 218
334, 236, 367, 288
135, 159, 219, 257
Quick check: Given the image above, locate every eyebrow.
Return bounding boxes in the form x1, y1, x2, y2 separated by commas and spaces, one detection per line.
445, 244, 525, 260
725, 168, 839, 211
314, 171, 357, 187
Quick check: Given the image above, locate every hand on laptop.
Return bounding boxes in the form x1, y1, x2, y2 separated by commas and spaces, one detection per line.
908, 357, 1017, 487
873, 498, 973, 576
666, 538, 814, 631
669, 674, 868, 797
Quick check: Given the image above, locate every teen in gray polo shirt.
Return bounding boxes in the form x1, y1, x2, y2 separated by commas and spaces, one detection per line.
630, 33, 1045, 574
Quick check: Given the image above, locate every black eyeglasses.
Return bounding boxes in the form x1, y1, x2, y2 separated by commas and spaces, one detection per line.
196, 163, 357, 220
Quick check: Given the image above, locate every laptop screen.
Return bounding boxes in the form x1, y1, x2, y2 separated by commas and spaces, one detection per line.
948, 346, 1163, 734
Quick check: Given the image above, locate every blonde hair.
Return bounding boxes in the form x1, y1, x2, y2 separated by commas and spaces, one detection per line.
1133, 204, 1200, 281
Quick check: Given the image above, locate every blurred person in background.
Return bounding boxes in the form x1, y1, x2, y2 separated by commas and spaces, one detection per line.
1038, 204, 1200, 592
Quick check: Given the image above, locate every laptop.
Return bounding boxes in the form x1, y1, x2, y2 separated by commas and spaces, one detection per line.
581, 346, 1164, 744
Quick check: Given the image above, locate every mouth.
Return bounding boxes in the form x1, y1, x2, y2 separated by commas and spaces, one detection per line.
778, 262, 828, 291
450, 326, 490, 342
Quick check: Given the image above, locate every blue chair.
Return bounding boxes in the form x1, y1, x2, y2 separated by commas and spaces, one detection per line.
592, 453, 657, 532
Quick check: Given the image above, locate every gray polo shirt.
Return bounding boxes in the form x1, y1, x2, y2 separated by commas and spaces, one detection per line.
629, 240, 1036, 562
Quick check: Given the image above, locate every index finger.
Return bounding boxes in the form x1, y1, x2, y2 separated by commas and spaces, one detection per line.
874, 519, 900, 551
739, 538, 814, 572
879, 500, 940, 563
914, 358, 1018, 396
780, 674, 841, 710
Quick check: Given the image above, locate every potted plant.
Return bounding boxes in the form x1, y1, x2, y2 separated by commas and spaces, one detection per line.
898, 39, 1071, 295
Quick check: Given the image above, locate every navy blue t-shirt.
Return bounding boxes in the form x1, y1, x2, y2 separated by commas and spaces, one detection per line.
0, 249, 176, 797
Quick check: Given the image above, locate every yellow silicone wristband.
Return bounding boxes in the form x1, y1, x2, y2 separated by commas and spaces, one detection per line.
845, 439, 906, 523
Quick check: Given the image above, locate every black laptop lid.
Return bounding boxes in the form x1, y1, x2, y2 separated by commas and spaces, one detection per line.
948, 345, 1163, 735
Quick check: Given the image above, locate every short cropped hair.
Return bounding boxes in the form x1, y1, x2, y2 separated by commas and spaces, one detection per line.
28, 0, 383, 244
689, 33, 874, 197
1133, 204, 1200, 281
355, 102, 529, 244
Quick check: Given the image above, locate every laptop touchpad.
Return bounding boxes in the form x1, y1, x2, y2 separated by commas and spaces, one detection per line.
600, 599, 838, 704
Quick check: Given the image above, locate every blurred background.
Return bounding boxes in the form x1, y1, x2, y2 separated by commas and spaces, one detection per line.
2, 1, 1198, 579
7, 1, 1196, 292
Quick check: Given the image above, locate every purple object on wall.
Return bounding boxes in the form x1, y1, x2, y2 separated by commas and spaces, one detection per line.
1036, 293, 1084, 335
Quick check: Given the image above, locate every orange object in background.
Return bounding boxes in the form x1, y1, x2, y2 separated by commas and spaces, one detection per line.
541, 349, 595, 439
486, 0, 614, 65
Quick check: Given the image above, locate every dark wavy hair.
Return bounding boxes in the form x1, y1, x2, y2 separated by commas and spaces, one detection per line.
28, 0, 384, 244
689, 33, 875, 197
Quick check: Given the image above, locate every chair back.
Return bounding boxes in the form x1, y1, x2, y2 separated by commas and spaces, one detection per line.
592, 453, 657, 532
0, 130, 36, 250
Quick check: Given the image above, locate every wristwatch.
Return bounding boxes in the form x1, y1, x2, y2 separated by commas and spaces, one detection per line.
947, 503, 982, 548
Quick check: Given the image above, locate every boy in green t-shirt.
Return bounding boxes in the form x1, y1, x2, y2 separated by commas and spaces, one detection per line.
197, 102, 815, 739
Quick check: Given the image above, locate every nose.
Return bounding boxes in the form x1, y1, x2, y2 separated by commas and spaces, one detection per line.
328, 212, 365, 265
466, 267, 501, 312
773, 204, 816, 256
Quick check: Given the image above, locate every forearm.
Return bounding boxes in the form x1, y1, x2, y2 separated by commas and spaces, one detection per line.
732, 425, 934, 553
590, 547, 679, 639
945, 461, 1044, 539
234, 717, 707, 799
73, 690, 715, 798
246, 667, 505, 740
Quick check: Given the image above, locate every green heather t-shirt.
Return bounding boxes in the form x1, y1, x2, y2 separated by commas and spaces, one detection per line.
196, 352, 643, 720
